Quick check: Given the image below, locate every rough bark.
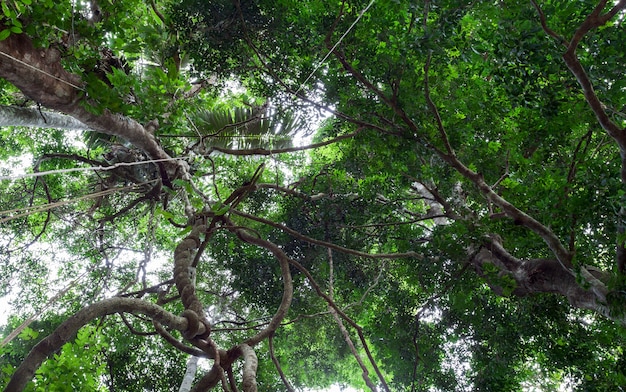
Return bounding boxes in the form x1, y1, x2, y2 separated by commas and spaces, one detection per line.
240, 344, 258, 392
472, 236, 614, 320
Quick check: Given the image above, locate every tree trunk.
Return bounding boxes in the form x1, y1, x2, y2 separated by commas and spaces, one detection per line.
178, 355, 199, 392
0, 32, 183, 180
0, 105, 89, 130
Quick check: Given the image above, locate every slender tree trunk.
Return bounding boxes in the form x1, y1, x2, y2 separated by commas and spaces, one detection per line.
178, 355, 199, 392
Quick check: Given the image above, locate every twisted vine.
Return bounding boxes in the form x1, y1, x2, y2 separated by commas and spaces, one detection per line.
174, 222, 212, 340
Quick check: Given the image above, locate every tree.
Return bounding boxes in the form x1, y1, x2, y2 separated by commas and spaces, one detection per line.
1, 0, 626, 390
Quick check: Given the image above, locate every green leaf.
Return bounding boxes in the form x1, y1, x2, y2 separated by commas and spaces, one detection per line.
18, 327, 39, 341
1, 2, 11, 18
211, 202, 230, 216
178, 226, 192, 237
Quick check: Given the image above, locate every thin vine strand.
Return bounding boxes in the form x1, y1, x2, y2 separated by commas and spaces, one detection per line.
0, 184, 142, 224
0, 156, 187, 182
294, 0, 375, 95
0, 50, 85, 91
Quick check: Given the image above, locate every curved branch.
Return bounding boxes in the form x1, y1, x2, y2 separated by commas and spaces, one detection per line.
5, 297, 189, 392
222, 218, 293, 346
152, 321, 211, 358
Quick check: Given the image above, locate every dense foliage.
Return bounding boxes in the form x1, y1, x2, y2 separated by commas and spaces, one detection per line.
1, 0, 625, 391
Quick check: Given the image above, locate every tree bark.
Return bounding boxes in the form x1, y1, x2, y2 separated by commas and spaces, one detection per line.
240, 344, 258, 392
178, 355, 199, 392
0, 32, 183, 179
0, 105, 90, 130
472, 236, 617, 322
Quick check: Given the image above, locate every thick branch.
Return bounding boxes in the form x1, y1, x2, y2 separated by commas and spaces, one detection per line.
5, 297, 189, 392
0, 105, 90, 130
0, 33, 182, 178
240, 344, 258, 392
473, 237, 618, 322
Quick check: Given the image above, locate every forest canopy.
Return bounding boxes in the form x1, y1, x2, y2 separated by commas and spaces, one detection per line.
1, 0, 626, 391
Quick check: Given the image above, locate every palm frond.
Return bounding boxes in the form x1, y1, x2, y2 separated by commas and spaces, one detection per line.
195, 104, 306, 150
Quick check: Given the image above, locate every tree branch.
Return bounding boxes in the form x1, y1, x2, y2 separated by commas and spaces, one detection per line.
0, 33, 185, 179
240, 344, 258, 392
222, 218, 293, 346
424, 53, 456, 157
529, 0, 568, 46
5, 297, 190, 392
268, 333, 295, 392
473, 235, 618, 322
0, 105, 90, 130
551, 0, 626, 274
328, 283, 378, 392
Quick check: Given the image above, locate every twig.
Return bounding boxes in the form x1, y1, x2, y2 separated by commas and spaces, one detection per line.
529, 0, 568, 46
268, 333, 295, 392
424, 53, 456, 157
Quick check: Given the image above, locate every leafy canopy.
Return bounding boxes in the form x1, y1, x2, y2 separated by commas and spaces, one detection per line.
1, 0, 626, 391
